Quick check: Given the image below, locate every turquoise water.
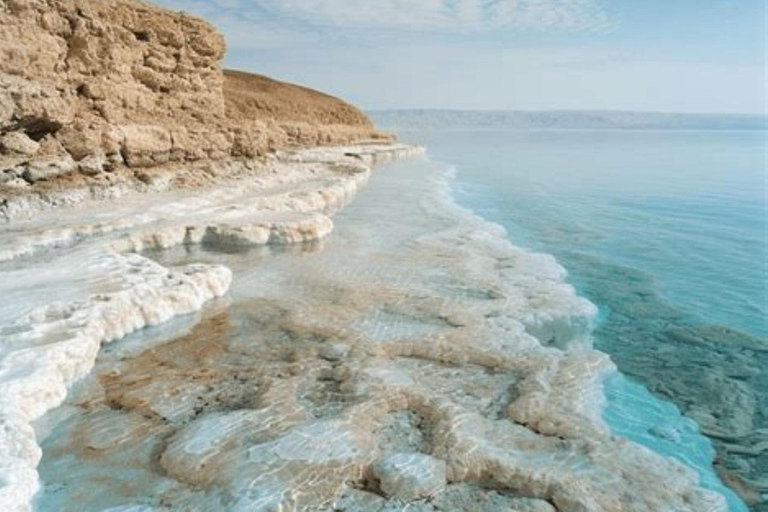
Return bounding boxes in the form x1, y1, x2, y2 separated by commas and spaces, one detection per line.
603, 373, 747, 511
409, 130, 766, 337
379, 127, 766, 510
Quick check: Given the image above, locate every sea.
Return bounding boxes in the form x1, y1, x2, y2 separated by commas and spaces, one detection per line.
370, 119, 767, 511
21, 117, 766, 511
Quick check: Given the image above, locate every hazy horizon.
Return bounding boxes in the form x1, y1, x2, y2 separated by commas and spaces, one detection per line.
366, 107, 768, 116
369, 109, 768, 131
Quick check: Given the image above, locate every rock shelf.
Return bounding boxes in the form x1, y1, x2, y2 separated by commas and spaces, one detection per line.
0, 143, 420, 512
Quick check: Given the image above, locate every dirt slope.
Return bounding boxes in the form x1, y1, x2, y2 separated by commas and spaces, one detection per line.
224, 70, 373, 129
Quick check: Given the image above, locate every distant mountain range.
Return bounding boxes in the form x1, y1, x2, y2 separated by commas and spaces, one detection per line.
370, 109, 768, 131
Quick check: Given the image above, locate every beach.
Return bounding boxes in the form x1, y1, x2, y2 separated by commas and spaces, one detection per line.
0, 147, 734, 511
1, 0, 762, 510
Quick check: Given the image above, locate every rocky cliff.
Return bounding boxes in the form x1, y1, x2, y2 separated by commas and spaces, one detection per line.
0, 0, 386, 195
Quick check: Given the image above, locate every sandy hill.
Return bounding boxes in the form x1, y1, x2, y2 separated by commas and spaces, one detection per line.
221, 69, 381, 156
0, 0, 387, 192
224, 70, 373, 130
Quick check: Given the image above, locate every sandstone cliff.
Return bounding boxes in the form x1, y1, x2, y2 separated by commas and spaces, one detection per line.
0, 0, 386, 196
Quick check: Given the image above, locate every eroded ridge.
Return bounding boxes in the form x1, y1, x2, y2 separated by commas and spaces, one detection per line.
0, 144, 422, 512
30, 158, 726, 511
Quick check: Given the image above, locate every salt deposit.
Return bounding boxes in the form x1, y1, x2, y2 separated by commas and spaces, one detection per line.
17, 152, 728, 512
0, 144, 421, 512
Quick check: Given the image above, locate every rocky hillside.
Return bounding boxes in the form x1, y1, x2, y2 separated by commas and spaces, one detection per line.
0, 0, 386, 191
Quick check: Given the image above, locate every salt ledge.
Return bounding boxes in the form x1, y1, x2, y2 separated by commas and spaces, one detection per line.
0, 144, 728, 512
0, 144, 421, 512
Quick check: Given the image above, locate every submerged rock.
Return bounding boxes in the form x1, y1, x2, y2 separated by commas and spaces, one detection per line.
5, 149, 731, 512
0, 144, 421, 512
372, 453, 447, 500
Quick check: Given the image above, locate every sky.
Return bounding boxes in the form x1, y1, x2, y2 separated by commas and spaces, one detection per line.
154, 0, 767, 114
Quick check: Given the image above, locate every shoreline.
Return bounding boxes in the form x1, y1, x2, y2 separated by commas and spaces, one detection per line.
386, 125, 766, 509
18, 150, 731, 511
0, 141, 406, 224
0, 143, 422, 512
426, 134, 765, 508
439, 158, 749, 511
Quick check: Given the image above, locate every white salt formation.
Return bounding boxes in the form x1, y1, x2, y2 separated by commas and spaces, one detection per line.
3, 150, 729, 512
0, 254, 231, 512
0, 144, 420, 512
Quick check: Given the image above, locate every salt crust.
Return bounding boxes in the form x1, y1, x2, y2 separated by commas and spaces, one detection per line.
0, 144, 726, 512
0, 144, 421, 512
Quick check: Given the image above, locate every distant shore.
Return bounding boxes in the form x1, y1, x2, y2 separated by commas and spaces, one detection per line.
370, 109, 768, 131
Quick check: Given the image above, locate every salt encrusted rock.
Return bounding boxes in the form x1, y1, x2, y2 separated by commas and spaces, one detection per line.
100, 505, 155, 512
328, 488, 386, 511
77, 155, 105, 176
320, 343, 350, 362
0, 145, 418, 512
504, 498, 557, 512
372, 453, 447, 500
0, 132, 39, 156
0, 253, 232, 512
0, 145, 729, 512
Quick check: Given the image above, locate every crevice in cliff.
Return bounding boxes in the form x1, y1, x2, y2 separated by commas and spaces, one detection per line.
15, 117, 63, 141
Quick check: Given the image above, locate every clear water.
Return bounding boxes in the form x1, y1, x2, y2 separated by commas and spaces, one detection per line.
376, 127, 767, 510
400, 130, 766, 337
603, 372, 748, 512
26, 141, 760, 510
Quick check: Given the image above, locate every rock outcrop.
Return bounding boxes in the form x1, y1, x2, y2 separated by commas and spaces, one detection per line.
0, 0, 387, 206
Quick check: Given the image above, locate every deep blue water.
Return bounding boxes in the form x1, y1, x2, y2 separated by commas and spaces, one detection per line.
383, 127, 766, 511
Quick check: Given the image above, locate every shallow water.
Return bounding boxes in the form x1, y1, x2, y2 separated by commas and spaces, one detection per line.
29, 154, 743, 511
395, 130, 766, 337
379, 127, 766, 509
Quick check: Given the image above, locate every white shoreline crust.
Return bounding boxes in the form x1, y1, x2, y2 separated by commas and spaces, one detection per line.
0, 144, 422, 512
0, 144, 727, 512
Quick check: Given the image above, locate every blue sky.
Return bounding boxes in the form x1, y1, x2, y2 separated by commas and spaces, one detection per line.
155, 0, 766, 113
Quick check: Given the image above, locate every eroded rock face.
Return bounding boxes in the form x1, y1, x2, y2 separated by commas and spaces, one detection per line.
0, 132, 39, 156
0, 0, 226, 166
0, 0, 386, 204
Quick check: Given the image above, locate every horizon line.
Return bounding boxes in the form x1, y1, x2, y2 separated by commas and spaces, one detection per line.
366, 108, 768, 117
